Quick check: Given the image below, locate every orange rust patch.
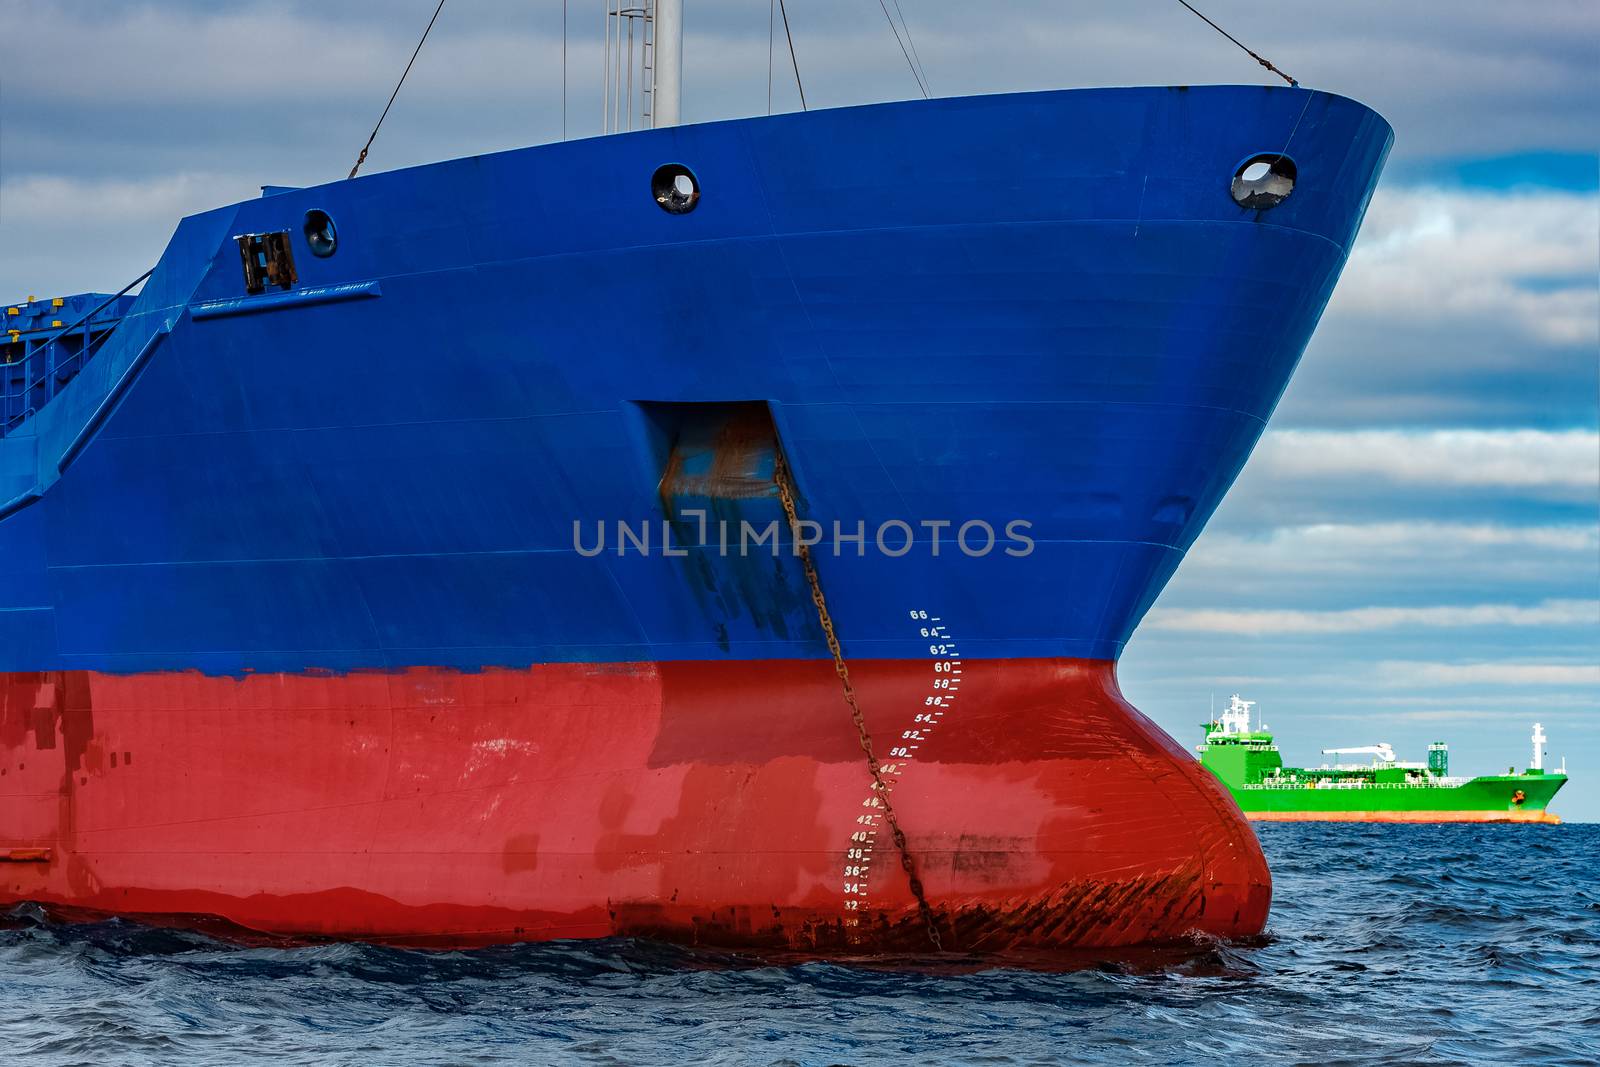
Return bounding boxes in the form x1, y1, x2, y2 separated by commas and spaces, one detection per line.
0, 847, 51, 862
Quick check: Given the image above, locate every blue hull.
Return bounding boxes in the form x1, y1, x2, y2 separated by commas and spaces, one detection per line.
0, 86, 1391, 675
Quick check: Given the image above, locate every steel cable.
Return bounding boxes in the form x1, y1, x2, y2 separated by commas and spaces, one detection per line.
1175, 0, 1298, 87
348, 0, 448, 179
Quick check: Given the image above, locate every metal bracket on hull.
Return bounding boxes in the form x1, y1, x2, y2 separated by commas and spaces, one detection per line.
234, 231, 297, 294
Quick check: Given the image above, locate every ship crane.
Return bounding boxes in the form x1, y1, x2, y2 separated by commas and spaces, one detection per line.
1321, 743, 1397, 765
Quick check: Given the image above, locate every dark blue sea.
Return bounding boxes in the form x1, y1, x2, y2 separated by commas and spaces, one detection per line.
2, 824, 1595, 1066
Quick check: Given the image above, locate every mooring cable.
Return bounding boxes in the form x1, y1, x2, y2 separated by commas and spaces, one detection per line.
777, 0, 808, 111
1175, 0, 1298, 87
891, 0, 931, 96
348, 0, 448, 179
876, 0, 928, 98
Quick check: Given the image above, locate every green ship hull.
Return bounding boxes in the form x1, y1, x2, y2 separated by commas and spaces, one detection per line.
1229, 774, 1565, 823
1197, 698, 1568, 824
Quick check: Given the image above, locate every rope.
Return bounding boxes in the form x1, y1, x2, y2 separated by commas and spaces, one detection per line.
772, 449, 944, 952
1175, 0, 1298, 88
891, 0, 930, 96
348, 0, 448, 180
777, 0, 807, 111
876, 1, 928, 99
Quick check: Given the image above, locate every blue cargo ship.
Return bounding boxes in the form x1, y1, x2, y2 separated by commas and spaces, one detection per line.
0, 11, 1391, 951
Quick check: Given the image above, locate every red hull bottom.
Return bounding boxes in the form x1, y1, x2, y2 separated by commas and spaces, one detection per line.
0, 658, 1269, 953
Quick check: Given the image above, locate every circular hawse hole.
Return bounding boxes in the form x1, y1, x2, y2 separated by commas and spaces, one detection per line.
303, 209, 339, 257
1230, 154, 1296, 210
652, 164, 700, 214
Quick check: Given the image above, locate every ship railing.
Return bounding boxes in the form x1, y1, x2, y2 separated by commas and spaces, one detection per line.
1240, 778, 1471, 790
1, 269, 152, 440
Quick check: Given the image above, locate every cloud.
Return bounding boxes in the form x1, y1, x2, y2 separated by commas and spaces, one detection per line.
1375, 662, 1600, 686
1259, 182, 1596, 429
1318, 692, 1600, 710
4, 0, 1597, 171
1147, 598, 1599, 635
1304, 708, 1595, 726
1249, 429, 1599, 490
1276, 312, 1598, 428
1166, 520, 1599, 605
1281, 522, 1597, 552
1, 172, 253, 226
1193, 521, 1598, 564
0, 172, 260, 299
0, 7, 566, 106
1328, 186, 1599, 347
1159, 675, 1283, 688
1384, 709, 1540, 723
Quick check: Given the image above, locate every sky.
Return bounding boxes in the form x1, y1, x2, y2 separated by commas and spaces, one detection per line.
1, 2, 1597, 817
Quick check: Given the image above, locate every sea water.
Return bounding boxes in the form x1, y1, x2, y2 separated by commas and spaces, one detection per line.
2, 823, 1595, 1065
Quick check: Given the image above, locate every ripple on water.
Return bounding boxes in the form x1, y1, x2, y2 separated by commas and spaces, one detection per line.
1, 824, 1596, 1066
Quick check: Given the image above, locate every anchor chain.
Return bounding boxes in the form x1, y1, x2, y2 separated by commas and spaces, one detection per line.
771, 449, 944, 952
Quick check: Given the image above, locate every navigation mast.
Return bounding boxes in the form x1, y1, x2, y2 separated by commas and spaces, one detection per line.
604, 0, 680, 134
654, 0, 681, 127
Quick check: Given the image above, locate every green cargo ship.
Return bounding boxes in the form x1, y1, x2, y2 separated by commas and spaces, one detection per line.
1198, 696, 1567, 823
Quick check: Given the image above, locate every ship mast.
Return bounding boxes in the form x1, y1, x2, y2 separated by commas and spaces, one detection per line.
653, 0, 681, 127
603, 0, 681, 134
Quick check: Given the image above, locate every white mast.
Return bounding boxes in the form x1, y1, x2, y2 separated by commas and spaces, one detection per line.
1531, 723, 1546, 771
653, 0, 681, 127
